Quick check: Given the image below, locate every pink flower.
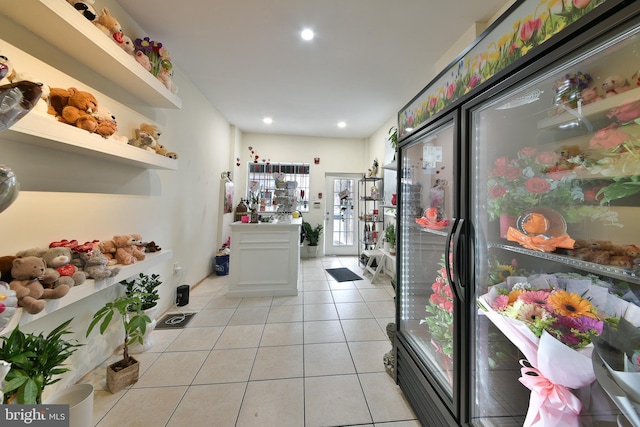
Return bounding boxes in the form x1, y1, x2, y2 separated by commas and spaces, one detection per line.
535, 151, 559, 166
494, 156, 509, 168
493, 294, 509, 310
489, 185, 507, 199
520, 18, 541, 43
519, 147, 537, 157
573, 0, 591, 9
446, 82, 456, 99
503, 166, 522, 180
518, 290, 551, 307
429, 96, 438, 110
468, 75, 481, 89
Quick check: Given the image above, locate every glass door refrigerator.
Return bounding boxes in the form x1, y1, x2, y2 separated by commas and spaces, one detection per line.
394, 1, 640, 426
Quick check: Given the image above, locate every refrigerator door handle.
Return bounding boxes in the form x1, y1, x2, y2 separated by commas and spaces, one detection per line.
445, 218, 464, 303
446, 218, 465, 304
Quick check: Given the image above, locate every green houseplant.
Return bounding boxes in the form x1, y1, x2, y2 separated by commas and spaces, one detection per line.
302, 222, 324, 246
120, 273, 162, 310
385, 223, 396, 246
0, 318, 81, 404
86, 293, 151, 393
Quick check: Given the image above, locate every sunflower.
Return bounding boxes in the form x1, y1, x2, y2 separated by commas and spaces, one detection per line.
496, 264, 516, 282
547, 290, 598, 319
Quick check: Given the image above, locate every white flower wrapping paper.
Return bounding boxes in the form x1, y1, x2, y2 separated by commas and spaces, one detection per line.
478, 273, 640, 427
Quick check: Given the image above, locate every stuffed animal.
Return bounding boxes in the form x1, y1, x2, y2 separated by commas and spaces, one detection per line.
145, 241, 162, 252
41, 247, 86, 288
157, 67, 178, 94
66, 0, 96, 21
76, 250, 120, 280
9, 256, 69, 315
95, 240, 118, 266
602, 75, 633, 97
138, 123, 161, 141
115, 34, 135, 55
154, 143, 168, 156
165, 151, 178, 159
0, 255, 17, 283
128, 129, 157, 152
93, 105, 117, 138
94, 8, 121, 37
134, 51, 152, 72
50, 87, 98, 132
113, 235, 146, 265
580, 86, 603, 105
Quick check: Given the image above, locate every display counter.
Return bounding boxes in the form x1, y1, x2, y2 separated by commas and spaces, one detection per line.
226, 218, 302, 297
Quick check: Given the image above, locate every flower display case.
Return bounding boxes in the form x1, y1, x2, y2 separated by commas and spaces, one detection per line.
394, 1, 640, 426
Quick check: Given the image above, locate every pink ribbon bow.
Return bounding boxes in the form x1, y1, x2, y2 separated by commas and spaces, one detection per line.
518, 360, 582, 427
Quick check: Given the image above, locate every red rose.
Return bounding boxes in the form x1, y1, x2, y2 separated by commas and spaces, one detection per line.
503, 166, 522, 180
494, 156, 509, 168
519, 147, 537, 158
525, 177, 551, 194
489, 185, 507, 199
536, 151, 559, 165
584, 187, 603, 203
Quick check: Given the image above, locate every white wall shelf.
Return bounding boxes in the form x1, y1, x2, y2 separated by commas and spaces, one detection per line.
8, 113, 178, 170
10, 249, 173, 329
0, 0, 182, 109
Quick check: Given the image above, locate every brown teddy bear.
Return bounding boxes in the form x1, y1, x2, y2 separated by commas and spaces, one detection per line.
93, 105, 117, 138
113, 235, 146, 265
61, 88, 98, 132
94, 240, 118, 266
9, 256, 69, 314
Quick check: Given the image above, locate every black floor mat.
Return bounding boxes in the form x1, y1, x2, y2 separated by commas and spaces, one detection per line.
155, 312, 196, 329
325, 268, 363, 282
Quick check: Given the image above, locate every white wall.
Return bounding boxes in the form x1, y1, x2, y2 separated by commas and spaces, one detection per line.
0, 3, 231, 396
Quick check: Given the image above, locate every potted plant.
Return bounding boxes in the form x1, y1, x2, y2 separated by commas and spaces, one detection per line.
0, 318, 81, 404
120, 273, 162, 353
302, 221, 324, 257
385, 223, 396, 255
86, 293, 152, 393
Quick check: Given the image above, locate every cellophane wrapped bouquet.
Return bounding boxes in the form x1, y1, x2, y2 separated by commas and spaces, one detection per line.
478, 272, 640, 426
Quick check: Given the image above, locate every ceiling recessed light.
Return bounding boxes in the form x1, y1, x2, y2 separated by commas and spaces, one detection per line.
337, 121, 346, 128
263, 117, 273, 124
301, 28, 314, 41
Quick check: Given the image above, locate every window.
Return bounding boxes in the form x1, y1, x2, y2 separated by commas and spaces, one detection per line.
246, 162, 310, 212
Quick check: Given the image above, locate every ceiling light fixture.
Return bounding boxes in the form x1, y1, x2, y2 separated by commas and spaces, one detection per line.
263, 117, 273, 124
337, 121, 346, 128
301, 28, 314, 41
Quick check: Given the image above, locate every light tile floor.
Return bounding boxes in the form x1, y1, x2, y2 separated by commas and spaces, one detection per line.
86, 255, 419, 427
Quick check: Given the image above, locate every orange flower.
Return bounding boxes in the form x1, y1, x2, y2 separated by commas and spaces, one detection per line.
547, 290, 598, 318
508, 289, 524, 305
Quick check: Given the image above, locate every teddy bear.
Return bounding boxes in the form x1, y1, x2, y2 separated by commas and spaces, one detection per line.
165, 151, 179, 159
580, 86, 603, 105
113, 234, 146, 265
75, 250, 120, 280
14, 248, 60, 288
138, 123, 161, 141
66, 0, 96, 21
94, 8, 121, 38
602, 75, 633, 97
41, 247, 86, 288
93, 105, 117, 138
135, 51, 152, 72
0, 255, 17, 283
49, 87, 98, 132
10, 256, 69, 315
128, 129, 158, 152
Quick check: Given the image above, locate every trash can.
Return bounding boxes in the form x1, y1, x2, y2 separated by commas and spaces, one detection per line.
215, 255, 229, 276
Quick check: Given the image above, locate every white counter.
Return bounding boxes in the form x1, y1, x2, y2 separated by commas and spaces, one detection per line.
226, 218, 302, 298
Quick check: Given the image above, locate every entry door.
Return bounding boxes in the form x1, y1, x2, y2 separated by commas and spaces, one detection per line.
324, 175, 357, 255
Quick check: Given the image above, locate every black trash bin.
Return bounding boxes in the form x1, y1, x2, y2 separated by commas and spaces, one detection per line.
215, 254, 229, 276
176, 284, 190, 306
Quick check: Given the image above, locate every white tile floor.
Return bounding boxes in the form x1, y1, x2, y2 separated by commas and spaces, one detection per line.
86, 255, 419, 427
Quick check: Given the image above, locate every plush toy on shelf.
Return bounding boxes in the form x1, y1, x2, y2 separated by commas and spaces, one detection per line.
66, 0, 97, 21
602, 74, 633, 97
128, 128, 158, 152
95, 240, 118, 266
113, 234, 146, 265
9, 256, 69, 315
134, 51, 152, 72
41, 247, 86, 288
93, 8, 121, 38
157, 67, 178, 94
75, 250, 120, 280
48, 87, 99, 133
93, 105, 117, 138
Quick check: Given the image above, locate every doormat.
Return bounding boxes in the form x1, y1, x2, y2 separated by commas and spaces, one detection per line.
155, 312, 196, 330
325, 268, 363, 282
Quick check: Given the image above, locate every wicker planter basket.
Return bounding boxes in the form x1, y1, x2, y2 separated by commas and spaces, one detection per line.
106, 357, 139, 393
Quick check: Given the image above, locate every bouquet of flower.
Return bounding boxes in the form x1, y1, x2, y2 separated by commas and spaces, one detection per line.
487, 146, 587, 221
478, 272, 639, 427
420, 254, 454, 359
134, 37, 173, 77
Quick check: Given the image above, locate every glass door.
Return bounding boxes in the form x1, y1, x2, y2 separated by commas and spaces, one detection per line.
324, 176, 357, 255
469, 17, 640, 427
397, 119, 458, 410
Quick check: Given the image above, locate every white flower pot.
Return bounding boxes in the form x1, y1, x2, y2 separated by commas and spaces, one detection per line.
129, 305, 158, 354
44, 384, 94, 427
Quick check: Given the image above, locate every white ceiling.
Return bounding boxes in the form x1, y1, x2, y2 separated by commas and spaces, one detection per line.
116, 0, 508, 139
